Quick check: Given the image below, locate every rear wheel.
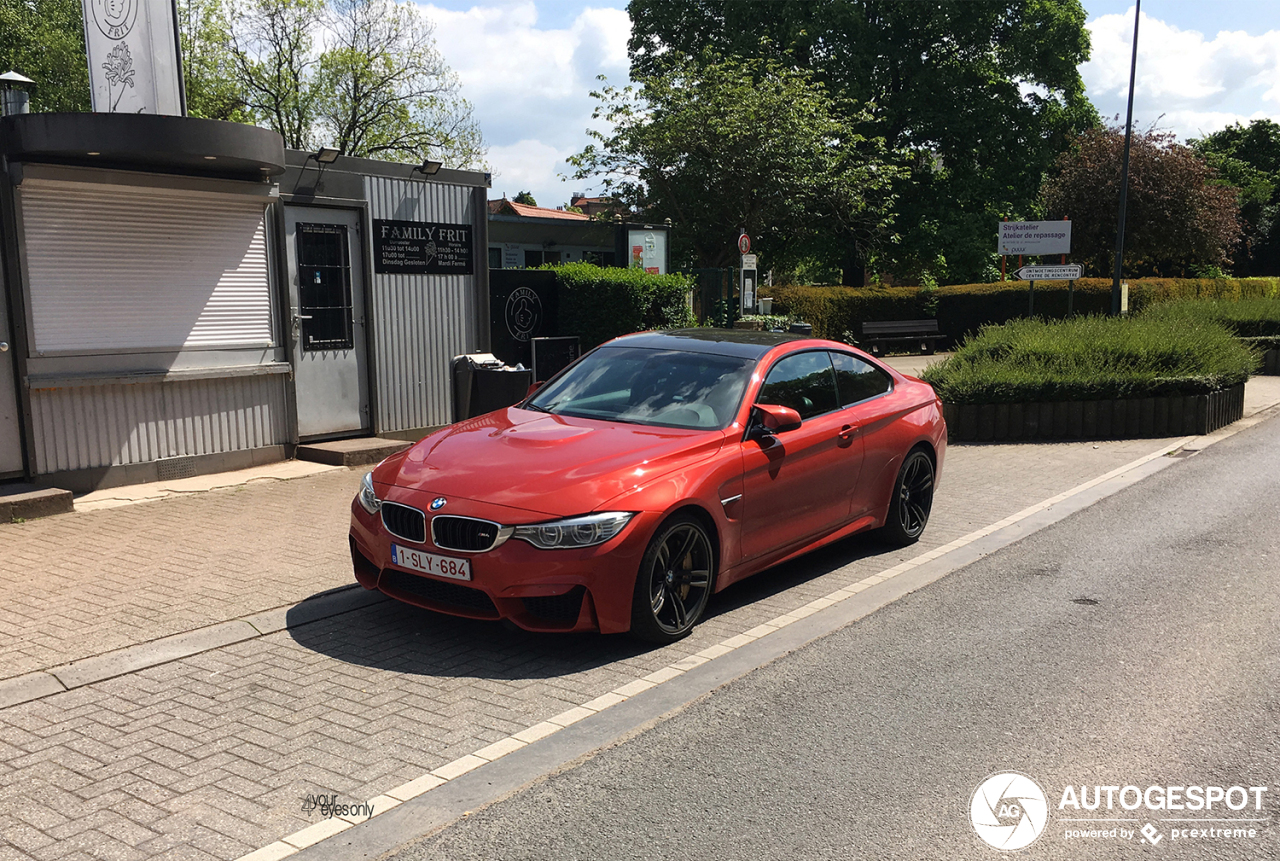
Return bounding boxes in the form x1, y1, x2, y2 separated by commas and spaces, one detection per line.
629, 514, 715, 643
880, 449, 934, 546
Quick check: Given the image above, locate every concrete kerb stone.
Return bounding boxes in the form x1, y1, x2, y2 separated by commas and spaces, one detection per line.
0, 584, 386, 709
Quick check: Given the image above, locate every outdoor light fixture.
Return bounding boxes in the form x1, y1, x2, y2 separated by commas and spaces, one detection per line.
313, 146, 341, 164
413, 158, 443, 176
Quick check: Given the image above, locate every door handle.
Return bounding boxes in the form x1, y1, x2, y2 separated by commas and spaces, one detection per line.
838, 424, 858, 441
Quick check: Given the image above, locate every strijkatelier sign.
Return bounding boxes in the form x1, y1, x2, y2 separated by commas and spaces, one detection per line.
82, 0, 184, 114
999, 220, 1071, 255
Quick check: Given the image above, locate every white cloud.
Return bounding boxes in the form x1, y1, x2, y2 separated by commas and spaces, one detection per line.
420, 1, 632, 204
1083, 7, 1280, 140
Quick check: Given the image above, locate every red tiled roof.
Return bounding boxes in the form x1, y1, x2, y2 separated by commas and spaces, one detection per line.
488, 199, 590, 221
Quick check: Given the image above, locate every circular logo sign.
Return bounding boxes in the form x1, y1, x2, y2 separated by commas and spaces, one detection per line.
970, 772, 1049, 851
429, 497, 446, 511
505, 287, 542, 343
91, 0, 138, 39
737, 233, 751, 254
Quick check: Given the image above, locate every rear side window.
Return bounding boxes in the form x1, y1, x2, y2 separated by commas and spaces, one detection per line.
758, 352, 838, 419
831, 352, 893, 406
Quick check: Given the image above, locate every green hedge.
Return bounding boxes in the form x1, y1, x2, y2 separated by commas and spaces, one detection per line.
1139, 297, 1280, 338
767, 278, 1280, 344
920, 316, 1256, 404
552, 263, 696, 349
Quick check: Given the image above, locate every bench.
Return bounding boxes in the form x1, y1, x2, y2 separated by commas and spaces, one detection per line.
861, 320, 944, 356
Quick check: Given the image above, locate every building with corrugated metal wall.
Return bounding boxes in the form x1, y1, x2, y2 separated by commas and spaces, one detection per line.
0, 113, 489, 492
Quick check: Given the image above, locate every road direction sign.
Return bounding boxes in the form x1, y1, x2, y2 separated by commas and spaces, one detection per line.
999, 221, 1071, 255
1015, 265, 1082, 280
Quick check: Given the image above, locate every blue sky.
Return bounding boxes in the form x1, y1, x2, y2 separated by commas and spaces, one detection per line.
419, 1, 1280, 207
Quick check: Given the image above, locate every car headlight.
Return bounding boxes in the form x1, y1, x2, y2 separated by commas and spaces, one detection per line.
512, 512, 634, 549
357, 472, 382, 515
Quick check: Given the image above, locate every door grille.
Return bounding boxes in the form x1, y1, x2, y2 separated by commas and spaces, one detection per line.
432, 515, 503, 552
381, 502, 426, 544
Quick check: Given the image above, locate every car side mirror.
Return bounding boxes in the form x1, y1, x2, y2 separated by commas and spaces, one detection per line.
754, 403, 802, 434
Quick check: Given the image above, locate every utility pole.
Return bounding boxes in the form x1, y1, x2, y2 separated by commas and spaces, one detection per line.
1111, 0, 1141, 316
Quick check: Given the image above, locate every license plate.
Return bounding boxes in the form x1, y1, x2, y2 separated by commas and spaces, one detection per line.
390, 544, 472, 581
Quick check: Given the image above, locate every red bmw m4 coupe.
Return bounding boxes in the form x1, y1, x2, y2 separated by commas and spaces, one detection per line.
349, 329, 946, 643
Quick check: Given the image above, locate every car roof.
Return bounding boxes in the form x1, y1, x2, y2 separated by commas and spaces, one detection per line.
609, 328, 805, 359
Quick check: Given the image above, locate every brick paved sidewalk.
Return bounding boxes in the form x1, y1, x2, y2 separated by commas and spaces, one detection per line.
0, 432, 1198, 861
0, 469, 365, 681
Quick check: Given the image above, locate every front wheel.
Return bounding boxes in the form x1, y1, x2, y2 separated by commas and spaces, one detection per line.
879, 449, 935, 546
629, 514, 715, 643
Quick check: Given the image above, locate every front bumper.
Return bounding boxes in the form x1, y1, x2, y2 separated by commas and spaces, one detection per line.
348, 491, 657, 634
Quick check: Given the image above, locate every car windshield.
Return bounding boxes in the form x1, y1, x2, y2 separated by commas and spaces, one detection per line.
524, 346, 756, 430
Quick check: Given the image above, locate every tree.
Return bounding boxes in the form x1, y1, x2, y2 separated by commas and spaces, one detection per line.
229, 0, 324, 150
177, 0, 248, 121
568, 54, 903, 271
513, 190, 537, 206
0, 0, 90, 112
1040, 126, 1241, 276
626, 0, 1098, 284
311, 0, 484, 163
1191, 120, 1280, 276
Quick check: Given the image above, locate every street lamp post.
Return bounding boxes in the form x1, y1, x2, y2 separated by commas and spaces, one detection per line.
1111, 0, 1141, 316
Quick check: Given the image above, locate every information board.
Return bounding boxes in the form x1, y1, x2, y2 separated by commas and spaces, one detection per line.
373, 219, 473, 275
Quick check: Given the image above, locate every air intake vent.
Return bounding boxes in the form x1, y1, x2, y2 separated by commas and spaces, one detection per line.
381, 502, 426, 544
432, 515, 502, 552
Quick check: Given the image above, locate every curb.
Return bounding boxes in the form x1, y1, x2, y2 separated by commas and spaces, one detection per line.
0, 586, 387, 709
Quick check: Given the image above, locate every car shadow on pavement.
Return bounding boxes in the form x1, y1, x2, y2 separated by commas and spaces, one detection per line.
286, 531, 903, 681
286, 594, 652, 680
704, 531, 902, 621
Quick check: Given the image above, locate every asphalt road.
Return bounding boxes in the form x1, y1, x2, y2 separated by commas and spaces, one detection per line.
386, 413, 1280, 861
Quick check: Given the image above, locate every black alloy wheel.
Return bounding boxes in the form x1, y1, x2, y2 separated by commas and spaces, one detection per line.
630, 514, 715, 643
881, 449, 935, 546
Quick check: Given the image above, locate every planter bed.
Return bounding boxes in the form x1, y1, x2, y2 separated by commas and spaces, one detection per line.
1262, 348, 1280, 375
943, 383, 1244, 442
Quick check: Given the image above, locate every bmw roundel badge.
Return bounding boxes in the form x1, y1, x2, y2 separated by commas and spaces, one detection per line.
430, 497, 447, 511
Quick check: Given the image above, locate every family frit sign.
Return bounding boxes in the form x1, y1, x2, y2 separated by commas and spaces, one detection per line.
373, 219, 474, 275
82, 0, 184, 114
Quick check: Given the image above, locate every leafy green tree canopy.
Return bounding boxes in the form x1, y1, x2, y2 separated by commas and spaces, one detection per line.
1191, 120, 1280, 276
626, 0, 1098, 284
1041, 126, 1241, 277
513, 190, 537, 205
0, 0, 90, 112
2, 0, 483, 169
569, 54, 903, 272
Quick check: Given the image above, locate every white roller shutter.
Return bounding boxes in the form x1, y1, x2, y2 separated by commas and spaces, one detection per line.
20, 178, 274, 353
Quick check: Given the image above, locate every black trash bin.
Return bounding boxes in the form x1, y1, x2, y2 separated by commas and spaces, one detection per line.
451, 354, 535, 421
788, 322, 814, 336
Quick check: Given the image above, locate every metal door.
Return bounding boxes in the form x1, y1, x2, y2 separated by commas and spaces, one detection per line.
284, 207, 370, 438
0, 288, 22, 477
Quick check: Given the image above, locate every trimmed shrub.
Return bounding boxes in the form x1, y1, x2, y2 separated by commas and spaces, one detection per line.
552, 263, 696, 349
769, 277, 1280, 344
1139, 297, 1280, 338
920, 316, 1256, 404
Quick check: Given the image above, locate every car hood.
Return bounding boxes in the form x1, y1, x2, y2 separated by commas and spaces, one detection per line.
388, 407, 727, 517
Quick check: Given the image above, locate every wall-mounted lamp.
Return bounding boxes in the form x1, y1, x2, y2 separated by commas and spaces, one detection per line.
312, 146, 341, 164
413, 158, 443, 177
